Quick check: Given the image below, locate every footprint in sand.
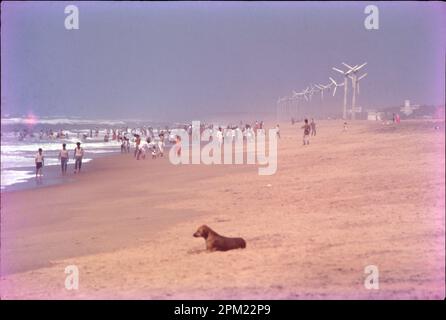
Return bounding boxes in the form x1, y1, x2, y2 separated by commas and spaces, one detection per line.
187, 248, 206, 255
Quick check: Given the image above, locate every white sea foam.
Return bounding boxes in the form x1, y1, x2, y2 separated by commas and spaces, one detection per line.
1, 170, 36, 189
1, 155, 93, 170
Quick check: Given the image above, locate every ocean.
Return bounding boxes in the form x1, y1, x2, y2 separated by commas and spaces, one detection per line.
1, 117, 173, 190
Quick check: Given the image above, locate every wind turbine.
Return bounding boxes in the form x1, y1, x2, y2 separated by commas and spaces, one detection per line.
276, 96, 289, 122
329, 77, 344, 97
342, 62, 367, 120
332, 66, 353, 120
308, 85, 316, 102
314, 84, 324, 100
353, 73, 367, 94
276, 97, 284, 122
315, 83, 332, 101
302, 86, 311, 102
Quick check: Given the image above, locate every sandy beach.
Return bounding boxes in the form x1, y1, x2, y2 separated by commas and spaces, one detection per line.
1, 120, 444, 299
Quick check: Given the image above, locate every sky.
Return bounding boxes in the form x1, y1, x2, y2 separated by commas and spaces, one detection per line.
1, 1, 445, 121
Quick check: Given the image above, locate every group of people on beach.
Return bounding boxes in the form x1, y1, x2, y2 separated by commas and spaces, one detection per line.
34, 142, 85, 179
32, 119, 293, 180
14, 128, 70, 141
133, 134, 166, 160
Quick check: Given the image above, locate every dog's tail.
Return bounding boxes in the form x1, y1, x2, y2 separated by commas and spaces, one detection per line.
240, 239, 247, 249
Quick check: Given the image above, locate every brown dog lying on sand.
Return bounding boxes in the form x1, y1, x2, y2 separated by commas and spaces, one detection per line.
193, 225, 246, 252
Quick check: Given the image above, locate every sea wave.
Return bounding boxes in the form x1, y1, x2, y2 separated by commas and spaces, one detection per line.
1, 170, 36, 189
1, 117, 127, 126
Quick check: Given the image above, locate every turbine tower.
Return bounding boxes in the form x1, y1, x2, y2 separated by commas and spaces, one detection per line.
332, 66, 353, 120
315, 83, 332, 101
342, 62, 367, 120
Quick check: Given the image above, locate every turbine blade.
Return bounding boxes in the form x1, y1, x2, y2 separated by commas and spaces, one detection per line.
355, 62, 367, 71
342, 62, 355, 70
357, 73, 368, 81
333, 86, 337, 96
329, 77, 337, 85
332, 67, 345, 74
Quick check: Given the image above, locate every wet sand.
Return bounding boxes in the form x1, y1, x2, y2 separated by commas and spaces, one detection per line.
0, 120, 444, 299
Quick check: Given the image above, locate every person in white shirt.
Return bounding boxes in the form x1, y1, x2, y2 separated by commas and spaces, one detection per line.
73, 142, 84, 173
139, 139, 150, 160
59, 143, 69, 175
35, 148, 44, 178
157, 138, 165, 157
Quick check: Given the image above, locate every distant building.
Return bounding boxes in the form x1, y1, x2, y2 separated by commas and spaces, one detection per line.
400, 100, 420, 116
367, 109, 384, 121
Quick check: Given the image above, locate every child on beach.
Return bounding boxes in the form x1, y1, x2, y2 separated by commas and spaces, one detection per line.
73, 142, 84, 174
35, 148, 44, 178
310, 119, 316, 136
343, 122, 348, 132
59, 143, 69, 175
151, 145, 157, 159
301, 119, 311, 145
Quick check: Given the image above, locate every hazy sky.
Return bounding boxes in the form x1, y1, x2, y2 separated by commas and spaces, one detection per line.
1, 1, 445, 121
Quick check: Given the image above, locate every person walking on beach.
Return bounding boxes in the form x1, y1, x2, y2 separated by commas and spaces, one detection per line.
35, 148, 44, 179
275, 124, 280, 139
121, 139, 126, 153
310, 119, 316, 136
343, 121, 348, 132
134, 134, 141, 158
136, 136, 145, 160
301, 119, 311, 146
73, 142, 84, 174
157, 137, 165, 157
139, 138, 149, 160
175, 135, 182, 157
59, 143, 69, 175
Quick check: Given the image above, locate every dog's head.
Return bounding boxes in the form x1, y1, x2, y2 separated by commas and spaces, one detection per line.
193, 225, 211, 239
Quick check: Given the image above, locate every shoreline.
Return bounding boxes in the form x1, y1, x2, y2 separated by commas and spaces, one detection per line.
1, 148, 122, 192
1, 120, 445, 299
0, 148, 257, 276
